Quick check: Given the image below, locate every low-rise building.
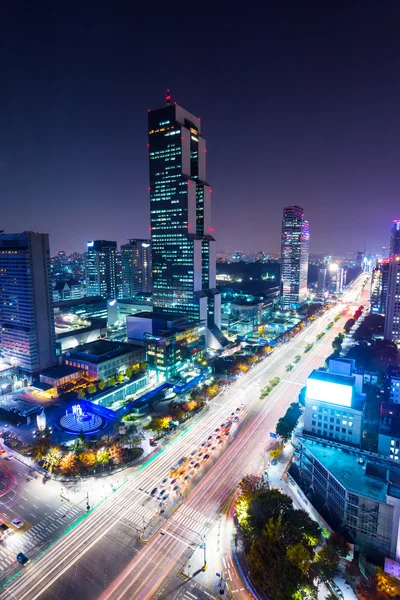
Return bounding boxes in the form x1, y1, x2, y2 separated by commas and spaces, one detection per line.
294, 435, 400, 561
303, 358, 366, 447
64, 339, 144, 380
53, 279, 83, 302
127, 312, 205, 381
378, 402, 400, 460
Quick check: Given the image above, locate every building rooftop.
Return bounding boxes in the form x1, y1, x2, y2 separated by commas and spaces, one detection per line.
65, 340, 140, 363
40, 365, 82, 379
299, 436, 400, 503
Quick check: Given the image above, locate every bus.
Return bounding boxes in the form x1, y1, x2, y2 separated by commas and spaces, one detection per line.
170, 457, 188, 477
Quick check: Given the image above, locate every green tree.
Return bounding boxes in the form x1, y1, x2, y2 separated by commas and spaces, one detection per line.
117, 372, 124, 383
287, 543, 312, 575
328, 531, 350, 558
276, 418, 294, 441
314, 544, 339, 581
98, 380, 106, 391
87, 383, 97, 395
44, 446, 63, 472
96, 448, 110, 466
77, 389, 86, 400
108, 375, 116, 386
125, 366, 132, 378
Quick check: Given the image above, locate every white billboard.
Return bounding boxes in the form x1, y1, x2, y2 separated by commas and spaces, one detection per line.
306, 378, 352, 407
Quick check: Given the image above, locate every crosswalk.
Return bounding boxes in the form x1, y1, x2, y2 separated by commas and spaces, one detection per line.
0, 504, 83, 572
171, 505, 212, 539
122, 504, 156, 530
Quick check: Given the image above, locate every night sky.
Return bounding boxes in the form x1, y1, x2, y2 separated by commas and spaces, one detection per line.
1, 2, 400, 255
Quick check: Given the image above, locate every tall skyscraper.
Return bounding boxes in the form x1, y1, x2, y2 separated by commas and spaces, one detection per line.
148, 94, 223, 347
317, 268, 327, 299
0, 232, 56, 373
384, 258, 400, 342
85, 240, 122, 300
121, 239, 152, 297
280, 205, 310, 309
390, 220, 400, 259
371, 259, 389, 316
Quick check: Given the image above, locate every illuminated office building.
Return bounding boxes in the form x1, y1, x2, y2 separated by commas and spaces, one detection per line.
85, 240, 122, 300
280, 205, 309, 309
148, 94, 223, 348
317, 268, 326, 299
390, 220, 400, 258
371, 259, 389, 316
121, 239, 152, 297
0, 232, 57, 373
384, 258, 400, 343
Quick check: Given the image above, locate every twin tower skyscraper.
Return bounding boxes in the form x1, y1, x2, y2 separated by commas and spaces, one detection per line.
148, 96, 224, 349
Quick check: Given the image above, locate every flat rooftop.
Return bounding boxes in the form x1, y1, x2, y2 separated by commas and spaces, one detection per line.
66, 340, 140, 363
299, 436, 400, 503
40, 365, 82, 379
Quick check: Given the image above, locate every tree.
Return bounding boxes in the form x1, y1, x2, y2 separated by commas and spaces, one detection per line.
60, 452, 80, 475
77, 389, 86, 399
96, 448, 110, 466
87, 383, 97, 395
79, 451, 96, 467
147, 416, 172, 432
125, 366, 132, 379
276, 418, 294, 441
44, 446, 62, 472
98, 380, 106, 391
181, 400, 197, 412
109, 443, 124, 465
238, 474, 266, 502
314, 545, 339, 581
108, 376, 116, 386
328, 531, 350, 558
287, 543, 312, 575
31, 438, 51, 460
376, 567, 400, 598
117, 372, 124, 383
270, 448, 282, 461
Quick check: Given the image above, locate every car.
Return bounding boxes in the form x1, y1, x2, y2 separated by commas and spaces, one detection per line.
12, 519, 23, 529
211, 446, 217, 451
207, 435, 213, 440
150, 488, 158, 497
197, 452, 203, 458
203, 454, 210, 461
217, 439, 223, 445
206, 442, 212, 448
201, 441, 207, 447
190, 459, 196, 466
216, 435, 222, 440
234, 416, 239, 422
190, 450, 197, 456
271, 458, 277, 466
161, 477, 169, 485
184, 474, 191, 481
193, 462, 200, 469
170, 478, 177, 486
178, 469, 186, 477
163, 494, 169, 502
173, 485, 181, 493
231, 412, 235, 416
158, 489, 166, 498
236, 407, 240, 412
16, 552, 29, 565
215, 427, 220, 432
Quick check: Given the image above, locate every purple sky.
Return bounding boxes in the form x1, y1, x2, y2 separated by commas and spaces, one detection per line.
1, 2, 400, 255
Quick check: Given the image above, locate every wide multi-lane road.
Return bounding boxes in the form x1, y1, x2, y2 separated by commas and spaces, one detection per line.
0, 275, 368, 600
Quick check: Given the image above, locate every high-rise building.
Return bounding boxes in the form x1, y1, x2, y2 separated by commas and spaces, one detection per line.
280, 205, 309, 309
148, 94, 223, 348
371, 259, 389, 316
317, 268, 326, 299
356, 250, 365, 270
382, 246, 389, 260
384, 258, 400, 343
121, 239, 152, 297
85, 240, 122, 300
390, 220, 400, 258
0, 232, 57, 373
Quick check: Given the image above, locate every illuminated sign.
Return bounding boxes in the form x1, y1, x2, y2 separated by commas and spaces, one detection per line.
142, 243, 150, 248
108, 299, 117, 306
306, 378, 352, 407
87, 241, 94, 247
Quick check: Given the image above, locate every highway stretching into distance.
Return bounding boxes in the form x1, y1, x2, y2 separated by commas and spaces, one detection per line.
0, 275, 368, 600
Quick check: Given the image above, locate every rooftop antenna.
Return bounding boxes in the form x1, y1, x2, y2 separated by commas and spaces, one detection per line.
166, 89, 171, 105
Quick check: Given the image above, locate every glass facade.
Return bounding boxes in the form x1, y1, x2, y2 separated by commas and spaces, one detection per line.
85, 240, 123, 300
148, 103, 221, 338
280, 205, 309, 309
0, 232, 56, 373
371, 259, 389, 316
121, 239, 152, 297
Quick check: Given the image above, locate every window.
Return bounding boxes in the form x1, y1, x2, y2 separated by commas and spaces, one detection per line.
329, 425, 334, 430
342, 428, 346, 433
336, 426, 340, 432
312, 420, 316, 426
330, 417, 334, 423
348, 430, 353, 436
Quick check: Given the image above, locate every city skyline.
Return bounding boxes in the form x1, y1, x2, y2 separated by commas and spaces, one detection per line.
2, 4, 400, 255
